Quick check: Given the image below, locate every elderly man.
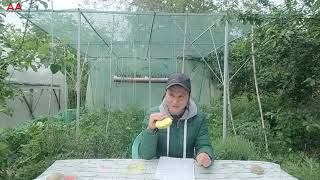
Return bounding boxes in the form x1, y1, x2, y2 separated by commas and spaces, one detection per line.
139, 73, 214, 167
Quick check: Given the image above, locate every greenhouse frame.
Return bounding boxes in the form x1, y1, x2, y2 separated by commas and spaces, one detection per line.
4, 9, 251, 139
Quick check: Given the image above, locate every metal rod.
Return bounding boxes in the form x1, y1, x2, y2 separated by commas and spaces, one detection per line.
65, 42, 219, 45
146, 12, 156, 59
113, 76, 168, 83
182, 13, 188, 73
193, 51, 221, 84
109, 15, 114, 110
10, 82, 60, 87
16, 12, 88, 58
209, 28, 223, 81
147, 12, 156, 109
14, 9, 223, 16
208, 36, 243, 55
171, 15, 216, 58
64, 63, 68, 112
93, 57, 98, 107
88, 58, 95, 107
169, 16, 177, 72
29, 89, 33, 113
80, 11, 119, 59
171, 17, 222, 83
47, 0, 54, 116
86, 56, 184, 60
120, 57, 123, 108
173, 16, 178, 73
132, 16, 138, 103
228, 89, 237, 136
223, 20, 229, 142
251, 25, 269, 152
53, 89, 61, 110
76, 9, 81, 141
80, 42, 90, 79
106, 15, 114, 133
229, 58, 250, 81
203, 35, 245, 67
22, 94, 34, 119
177, 21, 216, 59
33, 89, 44, 111
133, 15, 139, 103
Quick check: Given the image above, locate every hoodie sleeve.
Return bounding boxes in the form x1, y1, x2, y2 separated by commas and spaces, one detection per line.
138, 113, 158, 159
195, 113, 214, 159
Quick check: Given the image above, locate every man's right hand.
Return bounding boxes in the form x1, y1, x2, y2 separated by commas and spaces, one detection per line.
148, 112, 167, 130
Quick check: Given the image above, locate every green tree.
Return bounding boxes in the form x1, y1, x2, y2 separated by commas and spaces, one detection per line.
0, 0, 49, 112
224, 0, 320, 152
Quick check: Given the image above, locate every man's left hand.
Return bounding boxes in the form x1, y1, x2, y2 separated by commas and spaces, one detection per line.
196, 152, 212, 168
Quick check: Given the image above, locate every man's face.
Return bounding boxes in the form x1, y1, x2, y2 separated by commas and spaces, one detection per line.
165, 85, 189, 116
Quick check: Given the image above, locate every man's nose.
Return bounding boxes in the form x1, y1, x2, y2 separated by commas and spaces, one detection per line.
172, 98, 179, 104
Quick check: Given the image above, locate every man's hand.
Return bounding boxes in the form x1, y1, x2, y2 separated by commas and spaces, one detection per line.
148, 112, 167, 130
196, 152, 213, 168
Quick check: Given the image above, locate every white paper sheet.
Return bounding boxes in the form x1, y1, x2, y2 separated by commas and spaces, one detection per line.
155, 157, 195, 180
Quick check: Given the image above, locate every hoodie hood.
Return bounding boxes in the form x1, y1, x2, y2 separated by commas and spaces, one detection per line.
159, 98, 197, 121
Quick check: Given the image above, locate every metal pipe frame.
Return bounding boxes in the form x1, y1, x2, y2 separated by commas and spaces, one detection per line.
76, 9, 81, 141
223, 20, 229, 142
80, 11, 119, 59
209, 27, 223, 81
113, 76, 168, 83
147, 12, 156, 109
182, 13, 188, 73
172, 18, 223, 84
11, 9, 223, 16
176, 21, 217, 59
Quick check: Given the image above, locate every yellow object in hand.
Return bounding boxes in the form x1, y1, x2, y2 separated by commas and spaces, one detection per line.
155, 117, 173, 129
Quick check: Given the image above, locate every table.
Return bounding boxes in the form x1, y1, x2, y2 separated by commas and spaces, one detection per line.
35, 159, 297, 180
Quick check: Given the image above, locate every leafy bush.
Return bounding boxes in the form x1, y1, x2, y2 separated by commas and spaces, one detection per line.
0, 107, 144, 180
271, 152, 320, 180
206, 95, 320, 154
201, 99, 223, 140
0, 101, 318, 180
213, 136, 260, 160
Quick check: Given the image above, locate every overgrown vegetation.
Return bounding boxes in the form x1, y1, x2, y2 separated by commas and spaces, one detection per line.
1, 104, 319, 179
0, 107, 144, 180
213, 136, 260, 160
0, 0, 50, 113
1, 0, 319, 180
203, 0, 320, 179
203, 98, 320, 180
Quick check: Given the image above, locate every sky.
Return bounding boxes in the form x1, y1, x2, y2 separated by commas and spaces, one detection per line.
51, 0, 79, 9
